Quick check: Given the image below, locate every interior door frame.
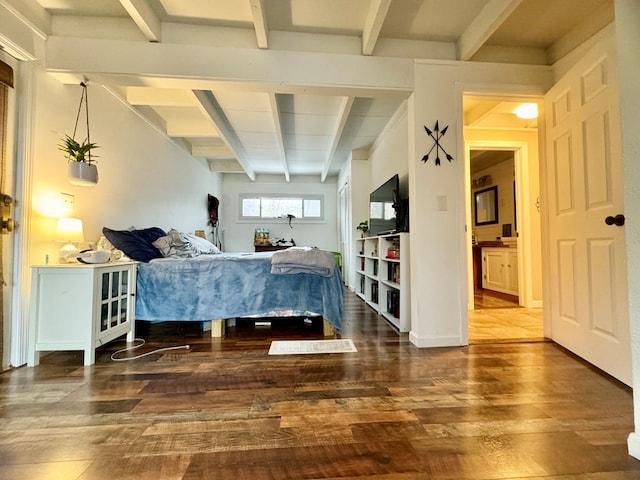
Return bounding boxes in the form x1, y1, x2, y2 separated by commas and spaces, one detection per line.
464, 140, 532, 310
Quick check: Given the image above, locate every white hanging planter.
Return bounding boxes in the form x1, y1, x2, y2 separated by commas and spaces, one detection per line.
68, 162, 98, 186
60, 81, 101, 187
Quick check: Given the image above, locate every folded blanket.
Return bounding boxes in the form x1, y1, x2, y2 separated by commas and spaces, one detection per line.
271, 247, 335, 277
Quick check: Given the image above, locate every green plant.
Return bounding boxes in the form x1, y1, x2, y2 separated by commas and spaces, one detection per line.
58, 134, 99, 164
357, 220, 368, 233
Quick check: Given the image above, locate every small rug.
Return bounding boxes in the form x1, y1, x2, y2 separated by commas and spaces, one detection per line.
268, 339, 357, 355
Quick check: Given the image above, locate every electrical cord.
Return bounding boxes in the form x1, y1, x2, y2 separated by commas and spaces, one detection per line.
110, 338, 190, 362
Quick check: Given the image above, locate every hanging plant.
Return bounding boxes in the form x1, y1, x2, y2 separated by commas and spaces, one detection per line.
60, 80, 100, 186
58, 134, 99, 164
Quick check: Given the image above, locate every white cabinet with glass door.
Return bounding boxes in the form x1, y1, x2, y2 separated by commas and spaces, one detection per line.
28, 262, 136, 366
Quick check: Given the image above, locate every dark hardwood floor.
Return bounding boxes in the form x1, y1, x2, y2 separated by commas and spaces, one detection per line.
1, 290, 638, 479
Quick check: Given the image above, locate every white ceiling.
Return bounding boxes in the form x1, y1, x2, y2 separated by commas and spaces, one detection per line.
20, 0, 613, 181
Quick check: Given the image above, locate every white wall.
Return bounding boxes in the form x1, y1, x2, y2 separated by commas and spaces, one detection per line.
28, 66, 221, 265
408, 60, 551, 347
220, 174, 338, 252
369, 104, 409, 197
343, 150, 371, 289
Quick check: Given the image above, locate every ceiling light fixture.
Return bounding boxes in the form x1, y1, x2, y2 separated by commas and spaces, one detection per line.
514, 103, 538, 119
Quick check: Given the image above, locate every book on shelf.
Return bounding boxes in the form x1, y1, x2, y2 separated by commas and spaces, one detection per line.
386, 289, 400, 318
371, 282, 379, 304
387, 263, 400, 283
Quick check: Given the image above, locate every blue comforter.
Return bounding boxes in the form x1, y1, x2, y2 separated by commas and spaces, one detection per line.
135, 252, 343, 329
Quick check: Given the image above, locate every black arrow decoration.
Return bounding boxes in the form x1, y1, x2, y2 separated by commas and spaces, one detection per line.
421, 121, 454, 166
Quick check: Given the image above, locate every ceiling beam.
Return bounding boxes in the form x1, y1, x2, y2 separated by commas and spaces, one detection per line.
191, 90, 256, 181
192, 144, 234, 158
362, 0, 392, 56
268, 93, 289, 182
457, 0, 522, 61
45, 36, 414, 97
249, 0, 268, 49
126, 86, 195, 106
118, 0, 161, 42
207, 159, 245, 173
321, 96, 354, 182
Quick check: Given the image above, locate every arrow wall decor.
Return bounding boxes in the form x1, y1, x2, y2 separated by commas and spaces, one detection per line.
421, 121, 454, 166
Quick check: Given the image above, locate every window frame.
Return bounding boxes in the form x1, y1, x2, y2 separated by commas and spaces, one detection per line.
238, 193, 325, 222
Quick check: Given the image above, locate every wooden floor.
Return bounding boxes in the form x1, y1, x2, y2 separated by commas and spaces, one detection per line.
1, 290, 638, 479
469, 289, 544, 343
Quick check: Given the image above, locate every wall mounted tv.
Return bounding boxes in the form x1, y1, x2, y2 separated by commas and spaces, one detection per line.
369, 174, 409, 237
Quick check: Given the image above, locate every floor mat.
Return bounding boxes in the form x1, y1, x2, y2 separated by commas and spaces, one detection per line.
268, 339, 357, 355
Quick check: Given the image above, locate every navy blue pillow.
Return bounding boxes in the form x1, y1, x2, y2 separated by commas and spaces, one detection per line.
102, 227, 166, 262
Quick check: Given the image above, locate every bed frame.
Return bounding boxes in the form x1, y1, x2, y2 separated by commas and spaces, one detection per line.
209, 317, 335, 337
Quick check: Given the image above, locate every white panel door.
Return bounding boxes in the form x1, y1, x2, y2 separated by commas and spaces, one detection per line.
544, 33, 631, 384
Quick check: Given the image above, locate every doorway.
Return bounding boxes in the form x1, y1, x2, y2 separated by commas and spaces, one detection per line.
463, 95, 545, 343
469, 149, 518, 307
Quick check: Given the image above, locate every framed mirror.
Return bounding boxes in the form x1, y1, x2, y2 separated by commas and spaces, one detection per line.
474, 185, 498, 225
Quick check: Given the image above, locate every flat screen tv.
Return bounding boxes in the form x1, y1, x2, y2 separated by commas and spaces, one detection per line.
369, 174, 403, 237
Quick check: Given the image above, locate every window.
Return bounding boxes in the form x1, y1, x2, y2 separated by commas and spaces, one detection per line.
240, 194, 323, 220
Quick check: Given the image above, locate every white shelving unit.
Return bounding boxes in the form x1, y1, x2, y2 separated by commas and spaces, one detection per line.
28, 262, 137, 366
355, 233, 410, 332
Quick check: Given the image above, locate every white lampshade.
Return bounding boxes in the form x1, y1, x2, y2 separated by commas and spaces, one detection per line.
56, 217, 84, 263
56, 217, 84, 242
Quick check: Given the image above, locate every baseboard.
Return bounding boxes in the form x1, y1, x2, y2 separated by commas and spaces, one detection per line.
628, 432, 640, 459
409, 331, 463, 348
525, 299, 543, 308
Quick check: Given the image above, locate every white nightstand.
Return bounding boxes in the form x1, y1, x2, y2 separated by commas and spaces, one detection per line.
28, 261, 137, 366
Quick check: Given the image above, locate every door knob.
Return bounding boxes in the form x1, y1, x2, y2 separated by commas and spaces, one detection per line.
1, 218, 13, 233
605, 214, 625, 226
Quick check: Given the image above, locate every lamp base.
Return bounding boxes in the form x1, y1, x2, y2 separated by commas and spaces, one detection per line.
59, 242, 79, 264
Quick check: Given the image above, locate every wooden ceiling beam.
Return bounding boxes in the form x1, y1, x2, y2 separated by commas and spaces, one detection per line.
119, 0, 161, 42
322, 96, 354, 182
192, 90, 256, 181
268, 93, 290, 182
362, 0, 392, 56
249, 0, 268, 49
457, 0, 522, 61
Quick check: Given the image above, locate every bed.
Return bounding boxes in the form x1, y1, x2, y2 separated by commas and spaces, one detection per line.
134, 251, 343, 336
102, 226, 343, 336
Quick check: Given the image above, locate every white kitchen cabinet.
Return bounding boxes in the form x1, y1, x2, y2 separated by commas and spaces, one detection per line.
482, 247, 519, 296
28, 262, 137, 366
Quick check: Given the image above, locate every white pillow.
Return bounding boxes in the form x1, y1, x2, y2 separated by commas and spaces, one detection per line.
184, 232, 221, 254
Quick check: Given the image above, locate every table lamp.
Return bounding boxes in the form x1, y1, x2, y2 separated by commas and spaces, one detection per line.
56, 217, 84, 263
